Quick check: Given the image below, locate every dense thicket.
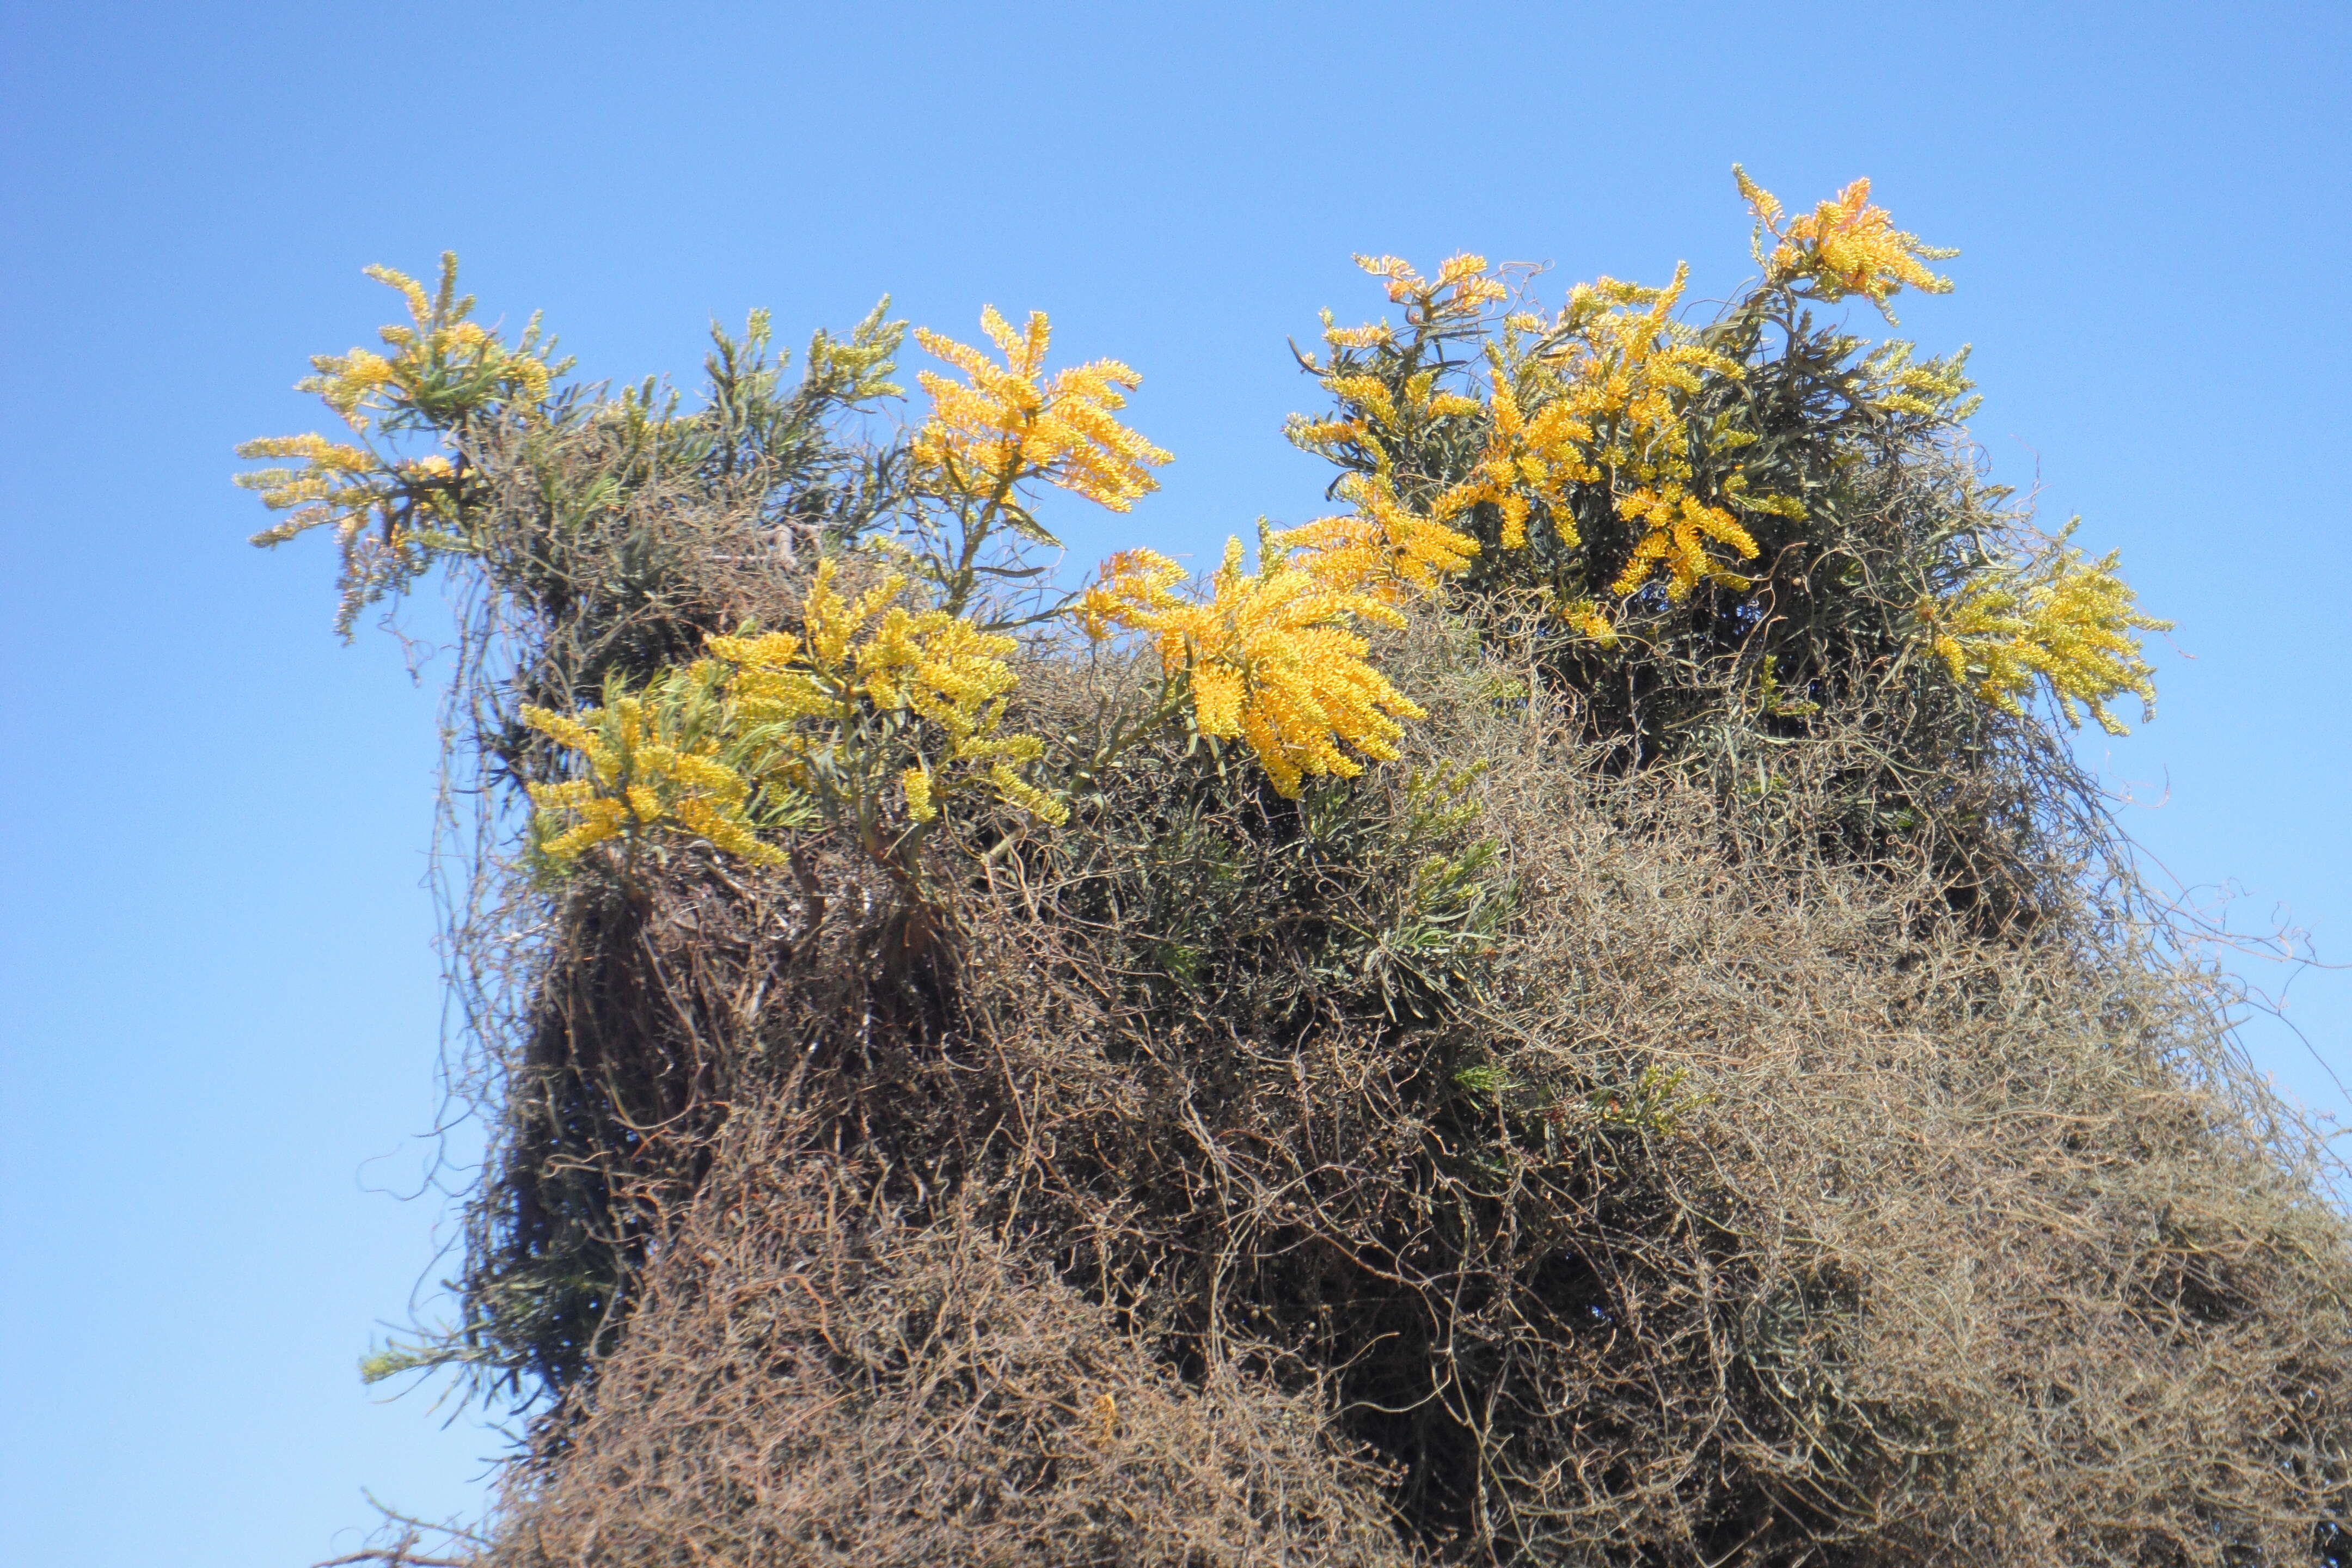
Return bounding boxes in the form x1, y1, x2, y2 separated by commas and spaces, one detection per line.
246, 177, 2352, 1565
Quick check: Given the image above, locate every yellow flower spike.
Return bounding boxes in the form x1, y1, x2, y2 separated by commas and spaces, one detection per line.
902, 766, 937, 824
364, 264, 434, 330
670, 796, 778, 862
1308, 254, 1759, 617
1497, 492, 1532, 551
666, 754, 749, 801
989, 762, 1070, 826
1330, 375, 1401, 427
240, 433, 375, 473
520, 705, 604, 757
955, 732, 1044, 766
1608, 485, 1759, 601
1554, 596, 1620, 647
1290, 415, 1367, 453
525, 780, 598, 811
1191, 661, 1247, 737
703, 631, 798, 666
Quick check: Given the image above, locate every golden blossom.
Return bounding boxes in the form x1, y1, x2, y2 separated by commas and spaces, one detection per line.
911, 308, 1171, 513
1085, 540, 1425, 798
1736, 166, 1956, 320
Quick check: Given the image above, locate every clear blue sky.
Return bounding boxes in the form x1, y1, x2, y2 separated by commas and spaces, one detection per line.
4, 4, 2347, 1564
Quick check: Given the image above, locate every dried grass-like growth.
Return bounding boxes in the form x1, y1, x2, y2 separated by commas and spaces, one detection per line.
489, 1122, 1413, 1568
446, 620, 2352, 1565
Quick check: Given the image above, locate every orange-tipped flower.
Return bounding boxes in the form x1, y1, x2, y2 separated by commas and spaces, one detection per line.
1737, 166, 1956, 320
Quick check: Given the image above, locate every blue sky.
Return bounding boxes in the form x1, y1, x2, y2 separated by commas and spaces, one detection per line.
3, 4, 2347, 1564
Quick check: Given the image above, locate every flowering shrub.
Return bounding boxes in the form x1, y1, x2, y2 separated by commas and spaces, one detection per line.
243, 166, 2176, 890
241, 177, 2352, 1568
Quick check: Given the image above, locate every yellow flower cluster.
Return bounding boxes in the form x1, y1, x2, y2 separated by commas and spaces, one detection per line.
1926, 541, 2170, 734
1273, 474, 1480, 603
1084, 540, 1425, 798
1312, 370, 1485, 433
237, 254, 563, 633
911, 308, 1172, 513
1860, 341, 1981, 422
1540, 265, 1743, 488
1608, 485, 1760, 602
707, 560, 1067, 826
1302, 253, 1779, 614
1736, 166, 1956, 321
1356, 252, 1510, 329
520, 681, 783, 866
1435, 375, 1600, 550
1290, 249, 1797, 629
236, 433, 397, 547
1289, 256, 1501, 458
304, 253, 556, 434
1289, 367, 1484, 475
235, 434, 463, 634
1551, 595, 1620, 647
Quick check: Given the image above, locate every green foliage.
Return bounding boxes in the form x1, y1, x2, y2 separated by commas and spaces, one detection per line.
1046, 733, 1509, 1037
